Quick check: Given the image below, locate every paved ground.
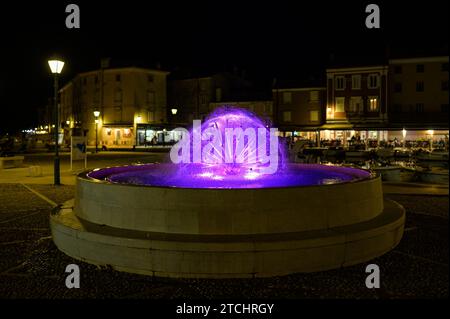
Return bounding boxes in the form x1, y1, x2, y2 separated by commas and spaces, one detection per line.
0, 182, 447, 299
0, 152, 448, 298
0, 152, 168, 185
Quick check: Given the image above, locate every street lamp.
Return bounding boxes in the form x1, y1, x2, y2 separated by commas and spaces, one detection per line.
171, 108, 178, 126
94, 110, 100, 153
48, 58, 65, 185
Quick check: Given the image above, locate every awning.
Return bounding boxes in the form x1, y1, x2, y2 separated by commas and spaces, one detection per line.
320, 124, 354, 130
102, 123, 133, 127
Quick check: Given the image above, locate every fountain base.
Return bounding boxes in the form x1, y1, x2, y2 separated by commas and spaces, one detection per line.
51, 198, 404, 278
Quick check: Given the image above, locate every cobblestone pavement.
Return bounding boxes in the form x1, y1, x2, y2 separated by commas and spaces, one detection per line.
0, 184, 447, 299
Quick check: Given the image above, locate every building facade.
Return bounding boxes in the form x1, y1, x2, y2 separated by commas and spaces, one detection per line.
59, 67, 169, 147
388, 56, 449, 129
272, 87, 326, 137
168, 72, 254, 125
324, 65, 389, 143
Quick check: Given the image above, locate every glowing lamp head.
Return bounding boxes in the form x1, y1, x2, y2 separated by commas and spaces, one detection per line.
402, 128, 407, 138
48, 59, 64, 74
427, 130, 434, 135
171, 108, 178, 115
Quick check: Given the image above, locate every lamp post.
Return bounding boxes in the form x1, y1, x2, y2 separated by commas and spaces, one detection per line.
402, 128, 407, 149
427, 130, 434, 151
48, 59, 64, 185
94, 110, 100, 153
171, 108, 178, 124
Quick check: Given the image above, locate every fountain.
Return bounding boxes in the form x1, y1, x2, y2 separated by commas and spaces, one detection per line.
51, 107, 405, 278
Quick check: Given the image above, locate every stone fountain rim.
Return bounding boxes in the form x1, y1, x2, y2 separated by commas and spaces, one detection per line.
78, 163, 378, 191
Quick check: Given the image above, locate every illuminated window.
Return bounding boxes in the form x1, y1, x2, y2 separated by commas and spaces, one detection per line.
335, 97, 345, 112
368, 97, 379, 112
283, 111, 292, 122
335, 76, 345, 90
282, 92, 292, 103
351, 75, 361, 89
123, 128, 132, 138
309, 110, 319, 122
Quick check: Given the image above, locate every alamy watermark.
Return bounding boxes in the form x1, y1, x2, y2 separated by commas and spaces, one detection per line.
170, 120, 279, 175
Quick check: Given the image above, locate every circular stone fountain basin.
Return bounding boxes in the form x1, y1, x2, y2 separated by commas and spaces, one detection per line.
50, 163, 405, 278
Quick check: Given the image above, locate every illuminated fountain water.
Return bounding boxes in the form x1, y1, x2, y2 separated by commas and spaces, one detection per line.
51, 107, 405, 278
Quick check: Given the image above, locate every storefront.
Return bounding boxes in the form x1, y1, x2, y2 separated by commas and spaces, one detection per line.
136, 124, 184, 146
101, 125, 135, 147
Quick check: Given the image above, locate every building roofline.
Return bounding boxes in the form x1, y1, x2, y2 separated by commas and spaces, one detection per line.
209, 100, 273, 104
78, 67, 170, 77
389, 56, 449, 64
326, 65, 388, 73
59, 67, 170, 91
271, 87, 326, 92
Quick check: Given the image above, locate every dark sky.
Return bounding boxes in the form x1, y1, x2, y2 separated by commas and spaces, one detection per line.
0, 0, 448, 133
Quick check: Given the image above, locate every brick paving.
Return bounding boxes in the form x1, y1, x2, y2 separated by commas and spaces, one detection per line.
0, 183, 447, 299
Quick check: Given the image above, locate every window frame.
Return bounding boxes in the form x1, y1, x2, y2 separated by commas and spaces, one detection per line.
368, 96, 379, 112
351, 75, 361, 90
282, 92, 292, 104
335, 76, 346, 91
283, 111, 292, 122
367, 74, 379, 89
335, 97, 345, 113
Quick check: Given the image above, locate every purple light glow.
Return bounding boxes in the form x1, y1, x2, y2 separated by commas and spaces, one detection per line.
172, 106, 286, 181
88, 163, 371, 189
86, 107, 372, 189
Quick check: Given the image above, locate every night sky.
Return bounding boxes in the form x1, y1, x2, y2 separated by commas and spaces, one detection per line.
0, 0, 448, 134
